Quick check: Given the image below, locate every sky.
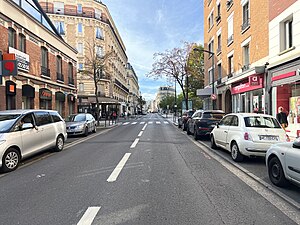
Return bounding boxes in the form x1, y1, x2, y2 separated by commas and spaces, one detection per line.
104, 0, 204, 101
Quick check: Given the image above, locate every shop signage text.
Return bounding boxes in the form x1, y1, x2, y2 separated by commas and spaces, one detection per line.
9, 47, 30, 72
39, 89, 52, 100
231, 76, 263, 94
249, 75, 260, 86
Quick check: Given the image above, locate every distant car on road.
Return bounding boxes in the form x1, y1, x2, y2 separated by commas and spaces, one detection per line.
266, 138, 300, 187
211, 113, 288, 162
0, 109, 67, 172
178, 109, 195, 131
66, 113, 96, 137
186, 110, 225, 140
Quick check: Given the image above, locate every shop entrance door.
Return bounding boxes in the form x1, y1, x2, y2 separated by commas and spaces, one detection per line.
241, 94, 246, 112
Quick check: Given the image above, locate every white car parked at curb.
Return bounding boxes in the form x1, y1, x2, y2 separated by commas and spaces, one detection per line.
210, 113, 288, 162
266, 139, 300, 187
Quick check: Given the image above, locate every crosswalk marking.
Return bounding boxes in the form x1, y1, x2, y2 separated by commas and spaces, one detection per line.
121, 121, 170, 126
132, 122, 137, 125
156, 121, 161, 124
77, 207, 101, 225
164, 121, 169, 124
123, 122, 130, 125
148, 121, 153, 124
140, 122, 145, 124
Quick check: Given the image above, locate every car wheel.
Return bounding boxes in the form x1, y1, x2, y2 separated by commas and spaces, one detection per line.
211, 135, 217, 149
1, 148, 20, 172
54, 135, 64, 152
194, 126, 199, 140
268, 157, 288, 187
231, 142, 244, 162
92, 125, 97, 133
84, 127, 89, 137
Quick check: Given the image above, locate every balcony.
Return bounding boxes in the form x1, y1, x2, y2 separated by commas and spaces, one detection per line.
227, 35, 233, 46
41, 66, 50, 77
241, 19, 250, 32
242, 64, 250, 72
217, 78, 222, 85
68, 76, 74, 85
215, 15, 221, 23
226, 0, 233, 10
227, 73, 233, 78
57, 72, 64, 82
217, 47, 222, 55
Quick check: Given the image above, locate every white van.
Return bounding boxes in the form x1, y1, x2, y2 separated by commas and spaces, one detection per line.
0, 110, 67, 172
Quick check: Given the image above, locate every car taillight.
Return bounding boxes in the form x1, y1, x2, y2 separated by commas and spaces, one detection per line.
286, 134, 290, 142
244, 132, 250, 140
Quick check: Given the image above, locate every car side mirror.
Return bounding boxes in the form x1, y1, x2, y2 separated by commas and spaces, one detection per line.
216, 123, 219, 128
22, 123, 34, 130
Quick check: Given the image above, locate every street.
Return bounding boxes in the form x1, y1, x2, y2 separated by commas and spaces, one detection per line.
0, 113, 299, 225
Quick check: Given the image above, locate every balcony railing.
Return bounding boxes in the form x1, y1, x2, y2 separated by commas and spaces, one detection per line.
68, 76, 74, 85
215, 15, 221, 23
242, 64, 250, 72
226, 0, 233, 10
41, 66, 50, 77
241, 18, 250, 32
57, 72, 64, 82
217, 47, 222, 54
227, 35, 234, 45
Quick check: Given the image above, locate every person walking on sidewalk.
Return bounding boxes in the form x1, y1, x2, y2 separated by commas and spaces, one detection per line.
276, 106, 288, 130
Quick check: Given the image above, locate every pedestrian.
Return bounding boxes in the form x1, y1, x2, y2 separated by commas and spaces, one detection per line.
276, 106, 288, 130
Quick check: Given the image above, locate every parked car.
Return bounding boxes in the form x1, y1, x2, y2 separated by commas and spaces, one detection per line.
0, 109, 67, 172
211, 113, 289, 162
65, 113, 96, 136
266, 138, 300, 187
186, 110, 225, 140
178, 109, 195, 130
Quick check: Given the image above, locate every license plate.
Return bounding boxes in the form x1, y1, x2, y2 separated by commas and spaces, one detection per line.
259, 135, 279, 141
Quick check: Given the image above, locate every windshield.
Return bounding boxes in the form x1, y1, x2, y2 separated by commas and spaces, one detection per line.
203, 113, 224, 119
244, 116, 281, 128
66, 114, 86, 122
0, 114, 21, 132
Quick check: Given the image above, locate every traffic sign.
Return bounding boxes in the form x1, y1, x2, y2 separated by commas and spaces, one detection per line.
211, 94, 217, 100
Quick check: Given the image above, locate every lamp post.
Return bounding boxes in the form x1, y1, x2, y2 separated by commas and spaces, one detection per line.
193, 48, 215, 110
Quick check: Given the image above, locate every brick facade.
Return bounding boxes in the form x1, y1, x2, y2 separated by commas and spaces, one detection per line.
269, 0, 297, 21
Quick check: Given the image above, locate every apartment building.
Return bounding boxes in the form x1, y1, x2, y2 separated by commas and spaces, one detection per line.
155, 86, 175, 112
38, 0, 131, 116
126, 63, 140, 115
0, 0, 77, 117
266, 0, 300, 138
203, 0, 269, 113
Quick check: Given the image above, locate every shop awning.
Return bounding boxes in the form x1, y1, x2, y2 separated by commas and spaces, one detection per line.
87, 96, 120, 104
196, 87, 212, 96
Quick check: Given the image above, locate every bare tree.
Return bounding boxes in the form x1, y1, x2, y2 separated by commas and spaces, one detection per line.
147, 42, 201, 111
79, 39, 116, 125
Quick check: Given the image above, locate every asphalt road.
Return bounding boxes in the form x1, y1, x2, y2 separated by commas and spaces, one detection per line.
0, 113, 299, 225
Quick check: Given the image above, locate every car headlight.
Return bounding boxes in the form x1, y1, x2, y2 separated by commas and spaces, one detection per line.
76, 124, 84, 129
0, 140, 6, 145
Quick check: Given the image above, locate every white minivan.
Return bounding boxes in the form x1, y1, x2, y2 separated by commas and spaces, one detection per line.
0, 110, 67, 172
210, 113, 288, 162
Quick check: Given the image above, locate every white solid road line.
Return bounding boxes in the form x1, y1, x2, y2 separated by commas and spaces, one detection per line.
107, 153, 131, 182
142, 124, 147, 130
130, 138, 140, 148
77, 206, 101, 225
138, 131, 143, 137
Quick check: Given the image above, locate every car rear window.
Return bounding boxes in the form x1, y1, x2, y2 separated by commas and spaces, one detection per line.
202, 113, 224, 119
244, 116, 281, 128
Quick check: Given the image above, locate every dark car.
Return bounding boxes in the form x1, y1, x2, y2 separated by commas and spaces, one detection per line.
178, 109, 195, 131
186, 110, 225, 140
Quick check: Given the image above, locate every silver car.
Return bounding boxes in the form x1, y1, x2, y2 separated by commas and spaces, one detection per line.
0, 110, 67, 172
65, 113, 97, 137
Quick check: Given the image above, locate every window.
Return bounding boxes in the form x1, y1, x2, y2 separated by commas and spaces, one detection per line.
208, 40, 214, 55
41, 47, 48, 67
79, 83, 84, 92
243, 45, 250, 70
34, 112, 52, 126
227, 13, 233, 45
54, 21, 65, 35
231, 116, 239, 126
208, 68, 213, 84
96, 46, 103, 57
217, 34, 221, 53
56, 56, 63, 81
77, 4, 82, 14
54, 1, 64, 14
78, 23, 82, 33
8, 28, 16, 48
216, 3, 221, 22
18, 34, 26, 52
208, 11, 214, 30
217, 63, 222, 80
242, 2, 250, 31
68, 63, 73, 78
219, 115, 233, 126
228, 55, 233, 75
280, 18, 293, 51
77, 43, 83, 54
96, 27, 103, 39
95, 9, 101, 19
50, 112, 62, 122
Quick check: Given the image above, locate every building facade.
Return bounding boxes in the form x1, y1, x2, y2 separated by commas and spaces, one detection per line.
203, 0, 269, 113
155, 86, 175, 112
126, 63, 140, 115
267, 0, 300, 138
38, 0, 131, 117
0, 0, 77, 118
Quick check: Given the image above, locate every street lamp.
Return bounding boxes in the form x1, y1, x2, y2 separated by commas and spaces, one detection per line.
193, 48, 216, 110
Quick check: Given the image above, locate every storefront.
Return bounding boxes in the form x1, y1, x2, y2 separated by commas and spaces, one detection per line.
22, 84, 35, 109
39, 88, 52, 110
6, 81, 16, 110
231, 74, 265, 113
268, 58, 300, 139
55, 91, 65, 117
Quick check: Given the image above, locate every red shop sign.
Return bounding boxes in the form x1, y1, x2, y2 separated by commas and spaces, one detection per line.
231, 76, 263, 94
